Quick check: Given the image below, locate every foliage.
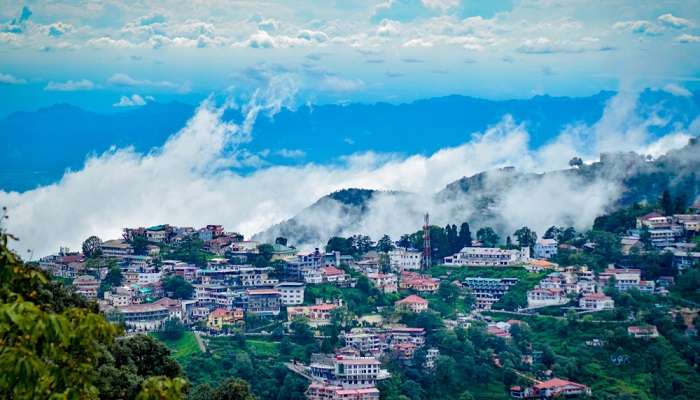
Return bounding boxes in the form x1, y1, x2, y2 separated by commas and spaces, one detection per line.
377, 234, 395, 253
82, 235, 103, 258
513, 226, 537, 251
162, 317, 186, 341
162, 275, 195, 300
165, 237, 209, 266
476, 227, 500, 247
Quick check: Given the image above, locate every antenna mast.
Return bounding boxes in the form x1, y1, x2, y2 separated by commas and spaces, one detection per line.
423, 213, 431, 270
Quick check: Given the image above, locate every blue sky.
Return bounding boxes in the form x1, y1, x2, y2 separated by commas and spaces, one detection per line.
1, 0, 699, 115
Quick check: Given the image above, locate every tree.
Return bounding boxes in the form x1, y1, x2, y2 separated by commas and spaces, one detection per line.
543, 226, 561, 240
397, 234, 412, 249
660, 190, 673, 216
513, 226, 537, 251
351, 235, 374, 254
376, 234, 395, 253
131, 236, 149, 256
476, 227, 500, 247
458, 222, 472, 248
161, 275, 194, 299
82, 235, 103, 258
255, 244, 274, 267
161, 317, 185, 341
326, 237, 354, 255
212, 378, 256, 400
275, 237, 288, 246
438, 281, 460, 305
569, 157, 583, 168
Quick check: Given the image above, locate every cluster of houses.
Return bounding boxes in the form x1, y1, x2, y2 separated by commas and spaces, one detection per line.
625, 208, 700, 268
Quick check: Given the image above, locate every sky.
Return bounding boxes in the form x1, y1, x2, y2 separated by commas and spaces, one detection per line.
1, 0, 700, 115
1, 1, 699, 257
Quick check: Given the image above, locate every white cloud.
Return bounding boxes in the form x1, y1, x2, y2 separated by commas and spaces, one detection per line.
276, 148, 306, 158
377, 19, 400, 36
45, 79, 95, 91
1, 83, 694, 257
46, 22, 73, 37
657, 13, 691, 29
612, 20, 663, 36
422, 0, 460, 13
87, 36, 136, 48
517, 36, 611, 53
0, 72, 26, 84
318, 75, 364, 92
402, 37, 434, 47
113, 94, 149, 107
675, 33, 700, 43
107, 72, 188, 92
662, 83, 692, 97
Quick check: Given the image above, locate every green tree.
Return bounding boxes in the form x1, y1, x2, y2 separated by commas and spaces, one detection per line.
458, 222, 472, 248
212, 378, 256, 400
438, 281, 460, 305
274, 237, 288, 246
162, 275, 194, 299
376, 234, 395, 253
660, 190, 673, 216
132, 236, 150, 256
255, 244, 274, 268
513, 226, 537, 251
161, 317, 185, 340
326, 237, 354, 255
476, 227, 500, 247
82, 235, 103, 258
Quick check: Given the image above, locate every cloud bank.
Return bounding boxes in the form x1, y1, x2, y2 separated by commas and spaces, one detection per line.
1, 81, 697, 257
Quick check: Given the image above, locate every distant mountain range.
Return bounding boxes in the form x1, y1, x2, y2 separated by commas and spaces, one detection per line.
254, 138, 700, 246
2, 89, 698, 192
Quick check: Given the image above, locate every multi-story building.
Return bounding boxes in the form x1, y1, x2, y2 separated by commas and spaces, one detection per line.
463, 277, 519, 309
305, 383, 380, 400
598, 268, 651, 292
101, 239, 134, 258
366, 273, 398, 293
275, 281, 305, 305
579, 292, 614, 310
245, 288, 281, 316
207, 307, 244, 330
671, 249, 700, 270
627, 325, 659, 338
285, 249, 324, 280
534, 238, 558, 259
527, 288, 568, 308
388, 248, 422, 272
288, 303, 339, 327
119, 303, 170, 331
444, 247, 529, 267
399, 272, 439, 292
73, 275, 99, 299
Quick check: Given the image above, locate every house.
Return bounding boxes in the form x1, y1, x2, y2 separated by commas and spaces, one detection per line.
527, 288, 568, 308
443, 247, 529, 267
395, 295, 428, 313
392, 342, 417, 360
101, 239, 134, 258
322, 266, 348, 284
598, 268, 641, 291
366, 273, 398, 293
388, 247, 422, 272
424, 348, 439, 369
530, 378, 591, 398
579, 292, 614, 310
636, 212, 672, 229
670, 249, 700, 270
287, 303, 339, 327
73, 275, 99, 299
628, 325, 659, 338
119, 303, 170, 331
245, 288, 281, 316
399, 272, 439, 292
464, 277, 519, 310
275, 282, 305, 305
305, 383, 380, 400
620, 236, 642, 255
524, 258, 558, 272
534, 238, 558, 259
207, 308, 244, 330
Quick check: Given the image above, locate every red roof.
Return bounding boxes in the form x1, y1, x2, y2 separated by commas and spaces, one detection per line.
583, 292, 611, 300
534, 378, 586, 390
210, 308, 229, 317
396, 295, 428, 305
322, 266, 345, 276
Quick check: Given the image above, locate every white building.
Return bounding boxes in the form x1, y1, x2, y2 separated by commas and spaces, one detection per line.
275, 282, 305, 305
443, 247, 529, 267
534, 238, 558, 259
579, 293, 614, 310
389, 248, 422, 272
527, 288, 568, 308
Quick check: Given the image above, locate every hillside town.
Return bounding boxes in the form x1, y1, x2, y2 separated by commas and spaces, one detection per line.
34, 194, 700, 399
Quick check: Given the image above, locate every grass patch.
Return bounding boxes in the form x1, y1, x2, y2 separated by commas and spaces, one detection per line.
151, 331, 201, 362
246, 339, 280, 357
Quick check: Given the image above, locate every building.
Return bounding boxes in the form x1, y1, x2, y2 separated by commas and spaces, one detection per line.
399, 272, 439, 292
579, 292, 614, 310
388, 248, 422, 272
333, 356, 383, 387
671, 249, 700, 270
443, 247, 529, 267
73, 275, 99, 299
119, 303, 170, 331
101, 239, 134, 258
463, 277, 519, 310
305, 383, 380, 400
207, 308, 244, 330
511, 378, 591, 399
395, 295, 428, 313
636, 212, 672, 229
287, 303, 339, 327
322, 266, 349, 284
245, 288, 281, 316
275, 282, 305, 305
342, 331, 386, 356
534, 238, 558, 259
366, 273, 398, 293
627, 325, 659, 338
598, 268, 641, 291
527, 288, 568, 308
